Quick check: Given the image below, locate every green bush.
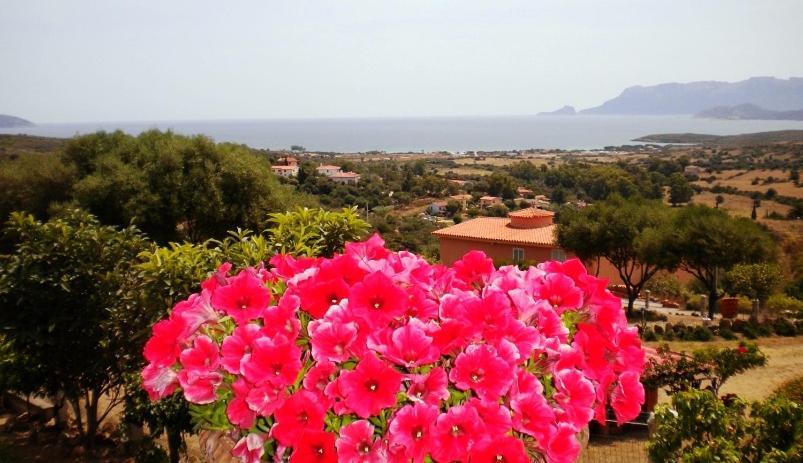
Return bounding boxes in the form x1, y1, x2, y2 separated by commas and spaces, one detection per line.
766, 294, 803, 317
772, 318, 797, 337
643, 328, 658, 341
693, 325, 714, 341
649, 391, 803, 462
719, 328, 737, 340
774, 375, 803, 404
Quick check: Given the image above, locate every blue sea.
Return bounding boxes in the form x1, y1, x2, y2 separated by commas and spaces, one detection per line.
2, 115, 802, 152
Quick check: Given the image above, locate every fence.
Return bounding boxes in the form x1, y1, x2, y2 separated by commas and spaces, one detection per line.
579, 428, 650, 463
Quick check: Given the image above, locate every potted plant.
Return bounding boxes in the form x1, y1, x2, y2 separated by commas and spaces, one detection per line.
140, 240, 646, 462
718, 296, 739, 319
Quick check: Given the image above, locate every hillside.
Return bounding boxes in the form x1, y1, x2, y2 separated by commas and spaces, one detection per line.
633, 130, 803, 146
580, 77, 803, 115
0, 114, 34, 128
0, 134, 66, 157
695, 103, 803, 121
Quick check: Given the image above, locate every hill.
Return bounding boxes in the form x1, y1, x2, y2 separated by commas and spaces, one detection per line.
633, 130, 803, 146
0, 134, 66, 158
580, 77, 803, 115
537, 105, 576, 116
0, 114, 35, 128
695, 103, 803, 121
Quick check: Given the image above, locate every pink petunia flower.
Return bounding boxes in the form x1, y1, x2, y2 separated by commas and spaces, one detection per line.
431, 405, 484, 462
406, 367, 449, 406
246, 381, 285, 417
348, 271, 408, 329
179, 335, 219, 372
472, 435, 529, 463
309, 318, 359, 363
335, 420, 384, 463
231, 432, 266, 463
220, 323, 263, 374
289, 430, 337, 463
553, 368, 596, 430
510, 391, 555, 445
143, 315, 189, 367
261, 293, 301, 339
210, 270, 271, 324
610, 370, 645, 424
367, 320, 440, 368
141, 362, 179, 400
339, 354, 402, 418
240, 335, 301, 387
271, 390, 326, 447
546, 422, 582, 463
296, 277, 349, 318
450, 344, 514, 402
388, 403, 439, 462
452, 250, 495, 287
177, 368, 222, 404
227, 378, 256, 430
537, 273, 584, 313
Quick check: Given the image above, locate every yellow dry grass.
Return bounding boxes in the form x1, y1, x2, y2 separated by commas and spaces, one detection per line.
695, 168, 803, 199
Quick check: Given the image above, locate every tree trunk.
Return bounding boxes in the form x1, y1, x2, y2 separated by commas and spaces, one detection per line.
627, 292, 637, 315
166, 425, 183, 463
84, 390, 100, 450
708, 288, 718, 319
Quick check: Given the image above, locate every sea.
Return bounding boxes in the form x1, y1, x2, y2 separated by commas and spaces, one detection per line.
2, 115, 803, 152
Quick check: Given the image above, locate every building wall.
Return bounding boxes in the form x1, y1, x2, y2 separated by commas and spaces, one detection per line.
438, 237, 555, 266
437, 237, 694, 287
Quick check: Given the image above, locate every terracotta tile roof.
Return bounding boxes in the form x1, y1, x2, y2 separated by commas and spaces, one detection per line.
317, 165, 340, 170
480, 196, 500, 201
432, 217, 557, 247
330, 171, 360, 178
449, 194, 473, 201
508, 207, 555, 218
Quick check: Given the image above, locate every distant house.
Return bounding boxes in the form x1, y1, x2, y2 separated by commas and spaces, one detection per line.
271, 165, 299, 178
427, 201, 449, 216
449, 194, 473, 209
316, 164, 361, 184
433, 207, 565, 265
317, 164, 342, 177
330, 171, 361, 185
516, 187, 534, 198
684, 165, 703, 176
480, 196, 502, 208
277, 156, 299, 166
448, 179, 468, 188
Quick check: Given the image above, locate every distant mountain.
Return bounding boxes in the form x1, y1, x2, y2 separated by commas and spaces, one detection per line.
579, 77, 803, 115
537, 105, 576, 116
633, 129, 803, 146
695, 103, 803, 121
0, 114, 34, 128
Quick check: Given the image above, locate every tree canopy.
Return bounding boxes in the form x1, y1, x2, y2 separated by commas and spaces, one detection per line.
556, 196, 677, 312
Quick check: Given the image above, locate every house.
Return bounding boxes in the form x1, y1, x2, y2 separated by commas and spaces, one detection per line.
316, 164, 361, 184
448, 179, 468, 188
427, 201, 449, 216
330, 171, 361, 185
480, 196, 502, 208
449, 194, 473, 209
433, 207, 565, 265
277, 156, 298, 166
684, 165, 703, 176
271, 165, 299, 178
516, 187, 534, 198
317, 164, 342, 177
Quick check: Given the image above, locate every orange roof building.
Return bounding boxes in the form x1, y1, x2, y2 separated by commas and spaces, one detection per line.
433, 207, 566, 265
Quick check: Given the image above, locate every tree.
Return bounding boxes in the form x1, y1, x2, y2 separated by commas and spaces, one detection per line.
724, 263, 783, 310
265, 207, 370, 257
0, 153, 76, 222
290, 145, 306, 151
64, 130, 308, 242
445, 200, 462, 216
715, 194, 725, 209
668, 172, 694, 205
556, 197, 677, 313
667, 205, 776, 318
0, 210, 151, 448
485, 172, 517, 199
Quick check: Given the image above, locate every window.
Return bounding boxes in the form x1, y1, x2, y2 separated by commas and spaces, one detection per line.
550, 248, 567, 262
513, 248, 524, 262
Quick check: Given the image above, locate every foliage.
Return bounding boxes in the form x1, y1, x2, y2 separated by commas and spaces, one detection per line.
264, 207, 370, 257
667, 205, 776, 318
649, 390, 803, 463
774, 375, 803, 404
0, 210, 151, 446
63, 130, 307, 242
644, 272, 684, 300
693, 342, 767, 395
0, 152, 76, 223
724, 263, 783, 303
557, 196, 677, 312
766, 294, 803, 317
668, 172, 694, 205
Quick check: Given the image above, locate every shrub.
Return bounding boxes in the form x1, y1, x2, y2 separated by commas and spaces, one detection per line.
643, 328, 658, 341
773, 375, 803, 403
693, 326, 713, 341
649, 391, 803, 462
766, 294, 803, 317
653, 325, 664, 335
719, 328, 737, 340
732, 319, 747, 333
772, 318, 797, 337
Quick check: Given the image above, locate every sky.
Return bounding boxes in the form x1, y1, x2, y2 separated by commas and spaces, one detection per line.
2, 0, 803, 123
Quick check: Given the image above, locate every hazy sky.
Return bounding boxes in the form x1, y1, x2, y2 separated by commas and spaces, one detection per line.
2, 0, 803, 123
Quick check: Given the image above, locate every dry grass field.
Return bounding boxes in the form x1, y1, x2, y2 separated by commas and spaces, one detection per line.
695, 168, 803, 199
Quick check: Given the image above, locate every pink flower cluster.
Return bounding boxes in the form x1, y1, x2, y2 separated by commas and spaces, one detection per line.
142, 235, 645, 463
